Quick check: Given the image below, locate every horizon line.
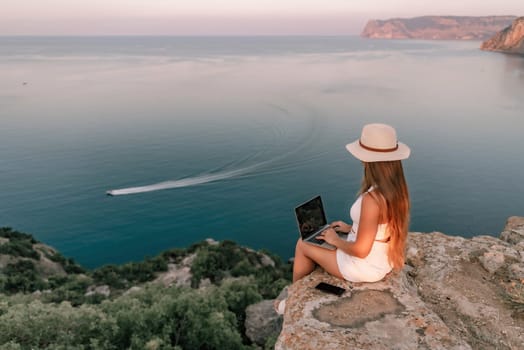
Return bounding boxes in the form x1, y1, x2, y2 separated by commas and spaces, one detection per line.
0, 34, 364, 37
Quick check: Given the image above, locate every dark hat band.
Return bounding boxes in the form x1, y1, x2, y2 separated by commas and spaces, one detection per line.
359, 140, 399, 153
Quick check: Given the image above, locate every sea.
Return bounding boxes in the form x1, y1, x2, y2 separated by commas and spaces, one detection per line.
1, 36, 523, 269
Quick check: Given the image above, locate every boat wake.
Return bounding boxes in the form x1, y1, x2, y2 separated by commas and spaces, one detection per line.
106, 163, 261, 196
107, 101, 319, 196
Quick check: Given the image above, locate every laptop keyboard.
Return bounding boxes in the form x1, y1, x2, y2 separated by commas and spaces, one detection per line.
308, 236, 325, 245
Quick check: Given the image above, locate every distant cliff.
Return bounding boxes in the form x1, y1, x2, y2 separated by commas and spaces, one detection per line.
481, 17, 524, 54
361, 16, 516, 40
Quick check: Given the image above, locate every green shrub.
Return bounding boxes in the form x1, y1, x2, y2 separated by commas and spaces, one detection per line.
161, 247, 187, 264
101, 285, 251, 349
231, 259, 257, 277
0, 227, 37, 243
190, 240, 274, 287
0, 231, 291, 348
90, 255, 168, 291
0, 341, 23, 350
92, 265, 125, 289
0, 238, 39, 260
46, 252, 86, 274
219, 277, 263, 340
254, 265, 291, 299
2, 260, 48, 293
190, 247, 229, 286
156, 287, 248, 350
63, 257, 86, 274
0, 300, 118, 349
43, 275, 94, 305
0, 228, 85, 273
264, 333, 279, 350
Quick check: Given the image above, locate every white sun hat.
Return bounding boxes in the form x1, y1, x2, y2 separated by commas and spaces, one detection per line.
346, 123, 410, 162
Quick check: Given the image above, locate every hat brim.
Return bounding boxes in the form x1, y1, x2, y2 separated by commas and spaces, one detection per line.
345, 141, 410, 162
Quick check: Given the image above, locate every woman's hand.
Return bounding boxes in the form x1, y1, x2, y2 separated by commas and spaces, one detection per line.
330, 220, 352, 234
317, 228, 341, 247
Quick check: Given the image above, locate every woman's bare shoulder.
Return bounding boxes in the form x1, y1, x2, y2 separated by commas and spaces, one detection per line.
363, 190, 387, 223
361, 192, 380, 215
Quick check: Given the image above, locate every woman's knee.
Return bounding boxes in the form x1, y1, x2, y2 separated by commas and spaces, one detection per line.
297, 239, 319, 260
295, 238, 304, 251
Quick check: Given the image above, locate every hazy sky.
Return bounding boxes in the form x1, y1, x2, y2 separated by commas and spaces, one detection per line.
2, 0, 522, 35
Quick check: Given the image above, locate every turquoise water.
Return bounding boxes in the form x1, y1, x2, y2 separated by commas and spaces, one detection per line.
1, 36, 523, 268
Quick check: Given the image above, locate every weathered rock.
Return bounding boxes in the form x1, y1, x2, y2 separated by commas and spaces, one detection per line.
508, 263, 524, 280
244, 248, 276, 268
260, 253, 275, 267
85, 285, 111, 297
124, 286, 142, 295
154, 251, 197, 288
481, 17, 524, 54
500, 216, 524, 245
205, 238, 219, 246
479, 250, 506, 274
407, 232, 523, 349
154, 263, 192, 287
33, 243, 67, 277
245, 300, 283, 346
362, 16, 516, 40
198, 278, 212, 289
275, 217, 524, 350
275, 268, 469, 350
181, 253, 196, 266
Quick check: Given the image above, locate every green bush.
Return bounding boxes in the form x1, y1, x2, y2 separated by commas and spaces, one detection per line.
91, 257, 168, 290
0, 227, 36, 243
219, 277, 263, 340
101, 285, 251, 350
0, 283, 259, 349
0, 228, 85, 282
190, 247, 229, 286
0, 230, 292, 348
160, 247, 187, 264
63, 257, 86, 274
43, 275, 94, 305
0, 300, 118, 349
254, 266, 291, 299
231, 259, 257, 277
2, 260, 48, 293
92, 265, 125, 289
0, 227, 39, 260
155, 287, 248, 350
47, 252, 86, 274
190, 240, 282, 287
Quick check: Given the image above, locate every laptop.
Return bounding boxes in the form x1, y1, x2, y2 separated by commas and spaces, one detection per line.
294, 195, 337, 250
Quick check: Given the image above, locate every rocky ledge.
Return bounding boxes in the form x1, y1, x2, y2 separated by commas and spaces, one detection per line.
481, 17, 524, 55
250, 217, 524, 349
361, 16, 516, 40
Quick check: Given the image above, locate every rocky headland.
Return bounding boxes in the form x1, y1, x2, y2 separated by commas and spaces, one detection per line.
0, 229, 291, 349
268, 217, 524, 350
361, 16, 516, 40
481, 17, 524, 55
2, 217, 524, 349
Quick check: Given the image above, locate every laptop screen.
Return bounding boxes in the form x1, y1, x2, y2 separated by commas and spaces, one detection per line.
295, 196, 327, 239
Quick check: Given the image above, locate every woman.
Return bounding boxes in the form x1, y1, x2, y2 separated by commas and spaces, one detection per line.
276, 123, 410, 314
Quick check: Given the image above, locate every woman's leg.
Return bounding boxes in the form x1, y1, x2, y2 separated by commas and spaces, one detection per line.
293, 239, 343, 282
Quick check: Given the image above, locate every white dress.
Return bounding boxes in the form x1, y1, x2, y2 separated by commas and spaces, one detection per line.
336, 189, 393, 282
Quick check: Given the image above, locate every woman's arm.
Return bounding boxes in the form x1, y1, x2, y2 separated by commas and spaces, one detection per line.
319, 193, 380, 258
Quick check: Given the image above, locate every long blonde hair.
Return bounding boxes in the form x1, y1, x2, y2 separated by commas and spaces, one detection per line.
360, 161, 410, 270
